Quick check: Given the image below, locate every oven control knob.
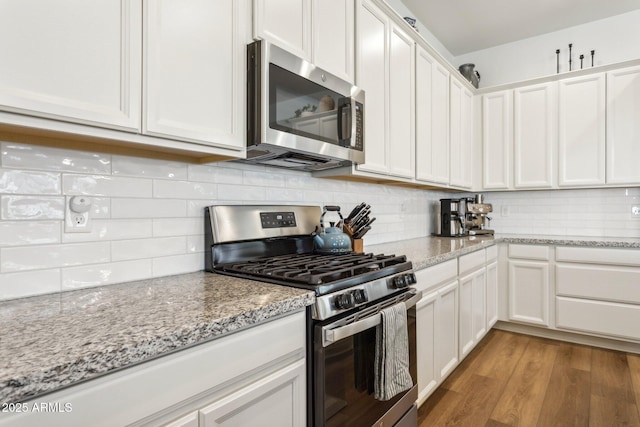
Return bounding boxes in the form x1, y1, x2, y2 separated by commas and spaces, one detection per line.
334, 292, 356, 310
352, 289, 367, 304
392, 273, 416, 289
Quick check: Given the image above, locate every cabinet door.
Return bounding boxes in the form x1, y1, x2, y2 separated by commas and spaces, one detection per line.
356, 0, 388, 174
436, 280, 459, 380
0, 0, 141, 130
482, 90, 512, 189
415, 47, 435, 182
416, 290, 438, 405
514, 82, 557, 188
558, 73, 605, 186
253, 0, 311, 61
508, 259, 550, 326
144, 0, 248, 149
431, 64, 451, 184
388, 24, 415, 178
459, 267, 486, 357
606, 65, 640, 184
199, 360, 305, 427
312, 0, 355, 83
486, 261, 498, 328
449, 80, 472, 189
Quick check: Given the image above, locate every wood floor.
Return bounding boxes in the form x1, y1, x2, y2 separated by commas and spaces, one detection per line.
417, 329, 640, 427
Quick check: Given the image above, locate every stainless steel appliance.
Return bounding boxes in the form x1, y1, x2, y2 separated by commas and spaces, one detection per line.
436, 198, 467, 237
465, 194, 494, 236
245, 40, 365, 171
205, 205, 419, 427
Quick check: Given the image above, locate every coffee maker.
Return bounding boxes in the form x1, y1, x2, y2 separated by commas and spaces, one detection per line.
464, 194, 494, 235
437, 198, 467, 237
437, 195, 494, 237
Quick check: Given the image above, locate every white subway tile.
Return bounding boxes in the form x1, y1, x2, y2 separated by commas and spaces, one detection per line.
0, 169, 61, 195
111, 155, 187, 180
188, 164, 243, 184
1, 195, 65, 220
111, 198, 187, 218
187, 200, 216, 217
62, 175, 152, 197
152, 253, 203, 277
266, 188, 305, 202
111, 236, 186, 261
243, 169, 285, 187
61, 259, 152, 290
153, 218, 202, 237
217, 184, 265, 201
1, 143, 111, 174
0, 269, 61, 300
62, 219, 153, 243
153, 180, 217, 199
1, 242, 110, 273
0, 221, 60, 246
187, 235, 205, 253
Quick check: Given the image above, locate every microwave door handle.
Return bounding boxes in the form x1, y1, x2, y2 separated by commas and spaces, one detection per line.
337, 98, 352, 146
322, 290, 421, 347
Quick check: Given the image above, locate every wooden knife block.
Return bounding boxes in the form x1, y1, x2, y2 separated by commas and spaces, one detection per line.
351, 238, 364, 254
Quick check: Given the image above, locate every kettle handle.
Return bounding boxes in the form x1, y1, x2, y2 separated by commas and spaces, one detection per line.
320, 206, 344, 229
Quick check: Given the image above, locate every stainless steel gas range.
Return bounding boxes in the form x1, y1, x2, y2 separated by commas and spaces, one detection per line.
205, 205, 420, 427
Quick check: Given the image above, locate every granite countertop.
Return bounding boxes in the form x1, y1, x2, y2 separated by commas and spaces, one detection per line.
0, 272, 314, 404
2, 233, 637, 404
366, 234, 640, 271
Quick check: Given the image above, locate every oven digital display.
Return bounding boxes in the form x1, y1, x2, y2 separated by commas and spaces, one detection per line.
260, 212, 296, 228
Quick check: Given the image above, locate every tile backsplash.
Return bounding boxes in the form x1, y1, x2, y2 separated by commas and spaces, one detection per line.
0, 142, 443, 300
1, 141, 638, 300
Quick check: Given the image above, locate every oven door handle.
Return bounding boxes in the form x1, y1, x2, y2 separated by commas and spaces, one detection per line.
322, 290, 422, 347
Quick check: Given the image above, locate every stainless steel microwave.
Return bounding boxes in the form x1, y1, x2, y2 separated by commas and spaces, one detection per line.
245, 40, 365, 171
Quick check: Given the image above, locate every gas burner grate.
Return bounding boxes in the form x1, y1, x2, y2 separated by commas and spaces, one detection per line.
218, 253, 407, 285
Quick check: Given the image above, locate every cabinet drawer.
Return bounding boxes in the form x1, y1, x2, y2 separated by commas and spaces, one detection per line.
556, 246, 640, 267
414, 259, 457, 293
556, 264, 640, 304
556, 296, 640, 341
485, 245, 498, 261
459, 250, 485, 275
508, 244, 549, 260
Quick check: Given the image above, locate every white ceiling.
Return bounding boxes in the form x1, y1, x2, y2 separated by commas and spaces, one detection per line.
401, 0, 640, 55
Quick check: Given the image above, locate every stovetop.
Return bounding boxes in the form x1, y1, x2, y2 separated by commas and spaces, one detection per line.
215, 252, 412, 295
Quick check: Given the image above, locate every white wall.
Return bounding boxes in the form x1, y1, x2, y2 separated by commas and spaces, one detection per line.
485, 188, 640, 237
0, 141, 445, 300
454, 10, 640, 88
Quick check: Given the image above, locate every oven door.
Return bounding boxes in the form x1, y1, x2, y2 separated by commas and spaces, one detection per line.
313, 290, 420, 427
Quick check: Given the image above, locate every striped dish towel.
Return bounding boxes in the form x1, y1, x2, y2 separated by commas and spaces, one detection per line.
374, 302, 413, 401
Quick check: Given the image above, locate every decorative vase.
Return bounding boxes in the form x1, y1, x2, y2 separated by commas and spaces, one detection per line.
458, 63, 480, 88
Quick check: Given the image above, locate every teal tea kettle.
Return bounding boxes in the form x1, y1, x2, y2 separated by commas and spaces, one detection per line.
313, 206, 352, 255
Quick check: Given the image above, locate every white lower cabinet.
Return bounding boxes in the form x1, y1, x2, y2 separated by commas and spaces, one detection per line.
198, 359, 305, 427
507, 245, 550, 327
555, 246, 640, 342
0, 312, 306, 427
486, 260, 498, 328
414, 260, 458, 405
458, 250, 487, 358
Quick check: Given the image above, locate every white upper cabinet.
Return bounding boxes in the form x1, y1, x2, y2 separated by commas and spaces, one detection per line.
144, 0, 249, 149
482, 90, 512, 189
254, 0, 355, 83
514, 82, 557, 189
558, 73, 606, 187
388, 24, 415, 178
253, 0, 312, 61
356, 0, 388, 174
312, 0, 355, 83
606, 65, 640, 185
449, 79, 473, 188
0, 0, 141, 131
355, 0, 414, 178
415, 47, 450, 184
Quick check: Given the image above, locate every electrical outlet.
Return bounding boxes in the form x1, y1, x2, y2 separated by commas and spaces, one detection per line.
501, 205, 510, 217
632, 206, 640, 218
65, 196, 93, 233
